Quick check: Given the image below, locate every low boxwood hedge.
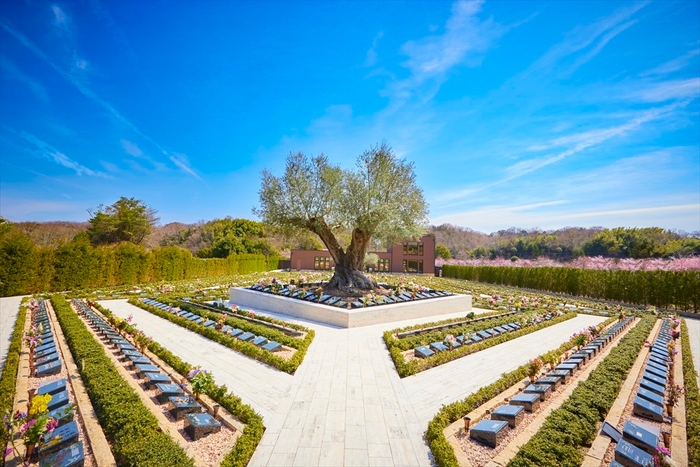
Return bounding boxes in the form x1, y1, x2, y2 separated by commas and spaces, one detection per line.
681, 318, 700, 466
507, 314, 655, 467
51, 295, 194, 467
93, 301, 265, 467
0, 297, 28, 444
128, 298, 314, 374
426, 316, 617, 467
385, 312, 576, 377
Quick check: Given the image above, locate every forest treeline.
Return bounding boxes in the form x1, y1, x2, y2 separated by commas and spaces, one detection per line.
432, 225, 700, 260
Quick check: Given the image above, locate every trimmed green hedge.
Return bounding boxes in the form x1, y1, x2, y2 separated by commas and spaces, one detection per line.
129, 298, 314, 374
0, 237, 283, 296
426, 316, 617, 467
385, 311, 576, 377
51, 295, 195, 466
0, 298, 27, 444
92, 301, 265, 467
442, 265, 700, 312
681, 319, 700, 466
507, 315, 655, 467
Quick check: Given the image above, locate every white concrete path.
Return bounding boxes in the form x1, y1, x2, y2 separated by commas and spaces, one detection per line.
0, 296, 25, 372
684, 315, 700, 388
100, 299, 605, 466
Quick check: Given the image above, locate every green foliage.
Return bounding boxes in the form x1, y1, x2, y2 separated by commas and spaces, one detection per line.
0, 298, 27, 443
436, 244, 451, 259
0, 228, 37, 296
51, 295, 194, 466
681, 319, 700, 466
130, 298, 315, 374
442, 264, 700, 312
582, 227, 698, 258
87, 197, 158, 245
193, 218, 279, 258
507, 315, 655, 467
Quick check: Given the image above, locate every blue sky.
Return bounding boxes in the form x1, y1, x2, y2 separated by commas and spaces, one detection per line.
1, 0, 698, 233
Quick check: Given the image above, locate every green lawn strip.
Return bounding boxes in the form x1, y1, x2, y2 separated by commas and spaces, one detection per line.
51, 295, 195, 467
426, 316, 617, 467
93, 301, 265, 467
127, 298, 314, 374
385, 311, 577, 377
0, 297, 28, 444
507, 314, 655, 467
681, 318, 700, 466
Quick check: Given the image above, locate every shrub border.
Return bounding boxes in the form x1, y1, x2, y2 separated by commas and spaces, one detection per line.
385, 312, 576, 377
680, 318, 700, 466
92, 301, 265, 467
425, 316, 617, 467
51, 295, 195, 466
127, 298, 314, 374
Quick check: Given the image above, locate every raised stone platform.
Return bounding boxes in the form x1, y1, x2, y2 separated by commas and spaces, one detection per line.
229, 287, 472, 328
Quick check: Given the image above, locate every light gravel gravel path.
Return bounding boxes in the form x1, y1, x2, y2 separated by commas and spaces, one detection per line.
100, 299, 605, 467
684, 315, 700, 388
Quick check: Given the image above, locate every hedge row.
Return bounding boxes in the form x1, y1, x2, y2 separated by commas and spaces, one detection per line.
681, 319, 700, 466
385, 312, 576, 377
129, 298, 315, 374
442, 265, 700, 312
0, 235, 283, 296
50, 295, 195, 466
507, 315, 655, 467
0, 298, 27, 444
426, 316, 617, 467
91, 301, 265, 467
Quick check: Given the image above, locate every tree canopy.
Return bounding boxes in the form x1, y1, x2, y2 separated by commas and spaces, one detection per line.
254, 143, 428, 289
87, 197, 158, 245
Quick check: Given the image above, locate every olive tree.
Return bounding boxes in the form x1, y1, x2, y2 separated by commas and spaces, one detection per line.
254, 143, 428, 290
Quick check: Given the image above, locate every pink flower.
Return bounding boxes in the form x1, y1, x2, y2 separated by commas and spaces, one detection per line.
46, 418, 59, 432
4, 447, 12, 458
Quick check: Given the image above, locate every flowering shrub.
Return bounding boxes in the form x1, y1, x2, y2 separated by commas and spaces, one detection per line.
436, 256, 700, 271
527, 358, 543, 378
653, 446, 676, 467
667, 384, 685, 407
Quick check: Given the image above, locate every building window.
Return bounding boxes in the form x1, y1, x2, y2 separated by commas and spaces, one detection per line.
403, 260, 423, 273
403, 241, 424, 255
314, 256, 331, 270
378, 258, 390, 272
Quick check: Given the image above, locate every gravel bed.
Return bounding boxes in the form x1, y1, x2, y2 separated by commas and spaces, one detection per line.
24, 307, 97, 467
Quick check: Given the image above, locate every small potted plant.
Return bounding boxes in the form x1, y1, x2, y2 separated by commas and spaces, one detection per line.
4, 394, 61, 463
527, 358, 542, 384
666, 384, 685, 417
188, 367, 214, 400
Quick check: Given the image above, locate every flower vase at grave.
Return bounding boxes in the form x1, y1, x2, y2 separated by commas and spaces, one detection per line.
662, 431, 671, 448
529, 375, 535, 384
25, 443, 37, 463
666, 404, 673, 417
194, 392, 200, 401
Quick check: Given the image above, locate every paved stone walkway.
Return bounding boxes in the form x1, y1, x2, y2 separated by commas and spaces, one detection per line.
102, 299, 605, 466
685, 315, 700, 388
0, 295, 24, 372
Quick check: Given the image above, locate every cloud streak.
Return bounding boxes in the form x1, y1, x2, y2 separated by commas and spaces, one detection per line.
0, 19, 201, 180
17, 130, 111, 178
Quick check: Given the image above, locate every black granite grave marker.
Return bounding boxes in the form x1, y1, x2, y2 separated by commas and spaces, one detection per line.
632, 396, 664, 422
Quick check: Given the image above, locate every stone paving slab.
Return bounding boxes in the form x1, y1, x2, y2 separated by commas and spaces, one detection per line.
0, 296, 25, 371
685, 316, 700, 388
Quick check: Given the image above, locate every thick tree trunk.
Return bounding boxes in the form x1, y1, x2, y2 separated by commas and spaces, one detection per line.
307, 219, 376, 291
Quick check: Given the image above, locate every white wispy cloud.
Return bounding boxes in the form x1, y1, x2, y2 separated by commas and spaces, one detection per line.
169, 153, 201, 180
51, 4, 71, 37
121, 139, 144, 157
17, 130, 111, 178
363, 31, 384, 67
627, 78, 700, 103
562, 19, 637, 76
384, 0, 507, 103
0, 19, 201, 181
640, 48, 700, 77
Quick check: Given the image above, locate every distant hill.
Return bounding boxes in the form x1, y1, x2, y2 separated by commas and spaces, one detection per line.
14, 221, 88, 247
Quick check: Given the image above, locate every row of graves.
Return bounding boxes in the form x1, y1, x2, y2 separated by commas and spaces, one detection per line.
249, 281, 452, 308
412, 311, 557, 359
602, 318, 679, 467
140, 298, 283, 352
26, 299, 84, 466
466, 317, 634, 452
72, 299, 224, 442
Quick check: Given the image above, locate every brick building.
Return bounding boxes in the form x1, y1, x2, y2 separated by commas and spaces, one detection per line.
289, 235, 435, 275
